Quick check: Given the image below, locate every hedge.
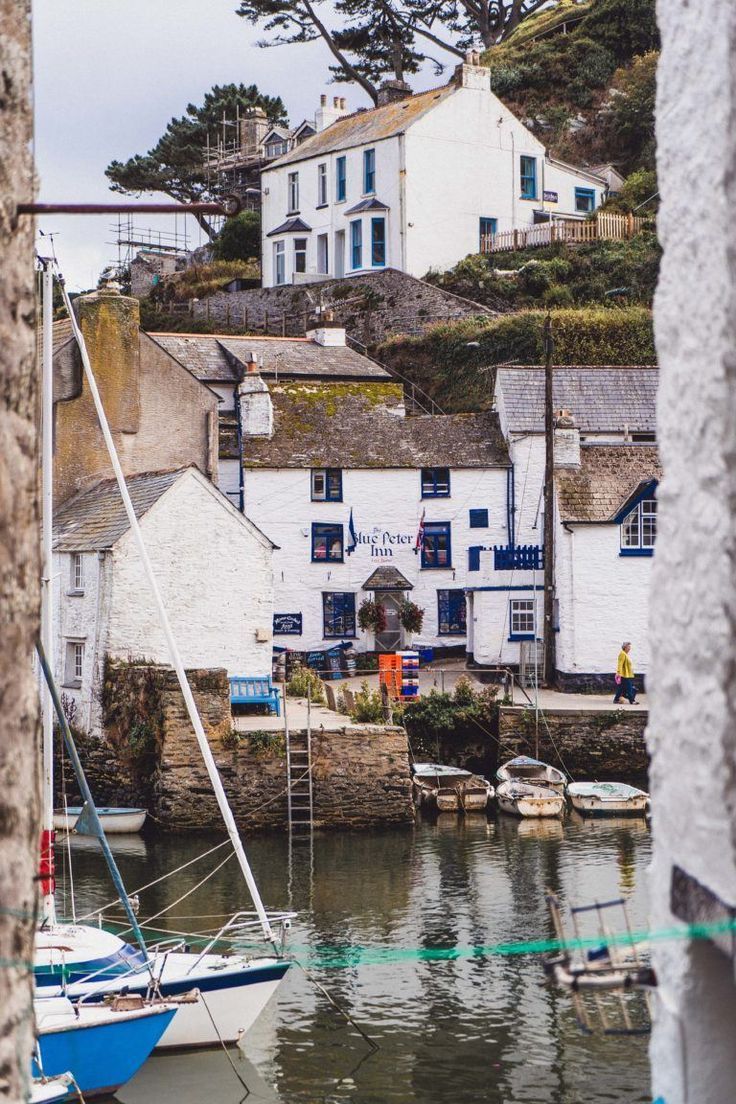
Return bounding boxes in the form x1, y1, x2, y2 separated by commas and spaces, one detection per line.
377, 307, 655, 413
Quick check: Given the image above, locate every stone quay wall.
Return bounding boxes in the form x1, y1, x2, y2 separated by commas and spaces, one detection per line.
191, 268, 491, 345
498, 706, 649, 780
78, 663, 413, 831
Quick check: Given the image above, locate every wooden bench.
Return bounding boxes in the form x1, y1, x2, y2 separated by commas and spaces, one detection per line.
229, 676, 281, 716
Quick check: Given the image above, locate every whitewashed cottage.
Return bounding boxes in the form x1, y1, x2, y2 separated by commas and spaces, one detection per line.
150, 323, 512, 653
260, 53, 606, 286
468, 366, 660, 687
53, 466, 275, 735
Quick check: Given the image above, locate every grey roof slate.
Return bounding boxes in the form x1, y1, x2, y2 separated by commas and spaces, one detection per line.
53, 469, 185, 551
497, 367, 658, 433
266, 217, 313, 237
362, 566, 414, 590
150, 334, 390, 383
556, 445, 661, 522
240, 382, 509, 469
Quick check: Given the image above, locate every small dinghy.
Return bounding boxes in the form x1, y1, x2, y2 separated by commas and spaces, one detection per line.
412, 763, 494, 812
53, 806, 147, 834
30, 1074, 74, 1104
496, 756, 566, 793
567, 782, 648, 817
496, 781, 565, 818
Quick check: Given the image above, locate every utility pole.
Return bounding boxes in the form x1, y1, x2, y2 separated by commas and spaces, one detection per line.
543, 313, 556, 687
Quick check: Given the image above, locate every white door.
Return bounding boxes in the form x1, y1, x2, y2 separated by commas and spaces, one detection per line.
334, 230, 345, 279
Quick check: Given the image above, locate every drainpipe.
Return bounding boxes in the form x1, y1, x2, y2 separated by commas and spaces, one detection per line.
398, 133, 408, 272
507, 463, 516, 548
234, 381, 245, 513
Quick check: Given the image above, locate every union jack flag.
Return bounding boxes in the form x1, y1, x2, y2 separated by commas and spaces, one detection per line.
414, 509, 426, 555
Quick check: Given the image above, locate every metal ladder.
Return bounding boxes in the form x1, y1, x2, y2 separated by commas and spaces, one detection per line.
285, 696, 313, 833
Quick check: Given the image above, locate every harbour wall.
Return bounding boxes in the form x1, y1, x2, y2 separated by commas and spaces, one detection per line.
497, 706, 649, 780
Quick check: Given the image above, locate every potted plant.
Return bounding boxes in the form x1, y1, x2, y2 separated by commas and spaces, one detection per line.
399, 600, 425, 642
358, 598, 387, 636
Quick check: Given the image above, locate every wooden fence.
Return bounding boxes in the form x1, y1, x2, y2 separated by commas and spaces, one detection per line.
481, 211, 648, 255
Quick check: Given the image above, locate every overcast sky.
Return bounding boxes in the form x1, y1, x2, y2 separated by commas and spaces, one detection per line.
32, 0, 450, 289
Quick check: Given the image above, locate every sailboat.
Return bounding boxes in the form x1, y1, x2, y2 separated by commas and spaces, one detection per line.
34, 262, 292, 1049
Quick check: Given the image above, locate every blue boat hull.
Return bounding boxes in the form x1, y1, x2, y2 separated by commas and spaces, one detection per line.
33, 1008, 176, 1099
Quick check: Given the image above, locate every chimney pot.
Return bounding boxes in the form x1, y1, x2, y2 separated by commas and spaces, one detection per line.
340, 97, 346, 109
333, 96, 340, 108
247, 350, 259, 374
320, 94, 327, 106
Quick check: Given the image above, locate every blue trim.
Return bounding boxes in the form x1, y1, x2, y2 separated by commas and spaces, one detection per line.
350, 220, 362, 270
468, 546, 482, 572
311, 523, 344, 562
371, 217, 386, 267
421, 467, 450, 498
421, 522, 452, 570
437, 588, 467, 636
323, 591, 356, 639
612, 480, 658, 523
509, 634, 536, 641
619, 548, 654, 557
311, 468, 342, 502
465, 584, 544, 592
469, 508, 489, 529
336, 156, 346, 202
520, 156, 537, 200
507, 463, 515, 546
575, 186, 596, 213
363, 148, 376, 195
479, 217, 497, 248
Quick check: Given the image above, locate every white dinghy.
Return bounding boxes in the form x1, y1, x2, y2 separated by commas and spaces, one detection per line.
566, 781, 648, 817
412, 763, 493, 812
496, 781, 565, 818
54, 806, 147, 834
496, 756, 566, 793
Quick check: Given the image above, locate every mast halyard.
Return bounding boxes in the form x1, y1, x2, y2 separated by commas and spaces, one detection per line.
40, 259, 56, 925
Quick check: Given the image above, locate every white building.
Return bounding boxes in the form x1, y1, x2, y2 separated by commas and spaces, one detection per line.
468, 366, 660, 686
150, 324, 512, 653
52, 466, 275, 734
260, 53, 607, 286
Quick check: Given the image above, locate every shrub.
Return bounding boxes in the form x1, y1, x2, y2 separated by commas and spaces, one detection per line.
212, 211, 261, 262
286, 665, 326, 704
350, 681, 385, 724
401, 680, 500, 762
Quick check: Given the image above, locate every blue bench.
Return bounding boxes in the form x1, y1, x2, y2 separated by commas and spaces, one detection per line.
229, 676, 281, 716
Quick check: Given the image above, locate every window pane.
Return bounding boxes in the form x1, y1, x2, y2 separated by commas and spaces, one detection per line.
311, 470, 326, 499
520, 156, 536, 199
438, 589, 466, 634
326, 469, 342, 500
351, 221, 362, 269
324, 592, 355, 637
336, 157, 346, 201
641, 499, 657, 546
511, 599, 535, 635
371, 218, 385, 266
621, 509, 641, 547
313, 524, 343, 561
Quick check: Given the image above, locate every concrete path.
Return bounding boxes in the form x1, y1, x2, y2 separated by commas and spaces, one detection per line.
232, 696, 357, 733
504, 687, 648, 713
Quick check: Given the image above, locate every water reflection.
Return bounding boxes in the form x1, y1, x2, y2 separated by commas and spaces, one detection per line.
60, 816, 650, 1104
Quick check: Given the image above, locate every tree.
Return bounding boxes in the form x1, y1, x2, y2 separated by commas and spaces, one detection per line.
213, 210, 261, 261
0, 1, 41, 1101
106, 84, 287, 241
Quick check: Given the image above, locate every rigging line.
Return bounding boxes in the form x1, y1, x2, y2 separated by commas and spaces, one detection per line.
199, 991, 251, 1100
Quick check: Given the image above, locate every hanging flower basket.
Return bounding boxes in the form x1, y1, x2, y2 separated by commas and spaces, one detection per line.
399, 601, 425, 634
358, 598, 387, 634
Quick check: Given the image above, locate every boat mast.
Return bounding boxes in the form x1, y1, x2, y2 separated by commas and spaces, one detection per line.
40, 258, 56, 924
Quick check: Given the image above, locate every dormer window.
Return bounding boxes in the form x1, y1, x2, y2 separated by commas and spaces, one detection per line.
621, 497, 657, 555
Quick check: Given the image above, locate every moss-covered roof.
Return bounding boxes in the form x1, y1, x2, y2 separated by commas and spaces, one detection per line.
556, 444, 661, 522
238, 381, 509, 469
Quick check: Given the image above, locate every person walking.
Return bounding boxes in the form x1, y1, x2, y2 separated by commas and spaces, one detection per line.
614, 642, 638, 705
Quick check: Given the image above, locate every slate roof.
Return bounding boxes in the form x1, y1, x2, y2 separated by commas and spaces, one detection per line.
496, 367, 658, 433
556, 444, 662, 523
263, 84, 455, 170
363, 566, 414, 591
53, 469, 186, 551
240, 382, 509, 469
266, 217, 313, 237
149, 334, 390, 383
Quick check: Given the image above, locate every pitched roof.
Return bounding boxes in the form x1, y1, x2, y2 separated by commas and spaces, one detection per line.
556, 444, 662, 522
53, 469, 186, 551
496, 366, 658, 434
240, 381, 509, 469
266, 217, 312, 237
363, 566, 414, 591
263, 84, 456, 170
149, 334, 390, 383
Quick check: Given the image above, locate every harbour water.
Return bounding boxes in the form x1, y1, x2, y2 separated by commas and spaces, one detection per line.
58, 815, 651, 1103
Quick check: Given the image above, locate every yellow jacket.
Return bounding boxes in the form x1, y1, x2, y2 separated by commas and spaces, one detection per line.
617, 650, 634, 679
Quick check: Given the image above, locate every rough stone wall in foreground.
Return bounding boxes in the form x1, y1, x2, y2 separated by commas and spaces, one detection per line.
0, 1, 39, 1098
498, 708, 648, 779
191, 268, 491, 345
649, 1, 736, 1100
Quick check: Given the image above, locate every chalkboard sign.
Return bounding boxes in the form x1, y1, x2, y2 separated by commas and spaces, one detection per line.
326, 652, 343, 680
273, 613, 302, 636
306, 650, 327, 671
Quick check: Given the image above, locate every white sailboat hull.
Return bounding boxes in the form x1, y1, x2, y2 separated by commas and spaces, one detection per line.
53, 808, 147, 834
568, 792, 648, 816
496, 782, 565, 819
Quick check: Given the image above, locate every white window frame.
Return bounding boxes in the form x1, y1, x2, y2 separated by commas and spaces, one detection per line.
70, 552, 84, 593
621, 498, 657, 550
293, 237, 308, 274
317, 233, 329, 275
273, 240, 286, 286
64, 640, 84, 687
317, 163, 327, 206
287, 172, 299, 213
510, 598, 536, 637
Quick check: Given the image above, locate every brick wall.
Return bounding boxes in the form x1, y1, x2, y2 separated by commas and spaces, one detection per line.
498, 706, 649, 780
191, 268, 491, 345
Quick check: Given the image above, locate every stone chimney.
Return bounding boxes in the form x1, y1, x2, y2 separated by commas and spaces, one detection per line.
306, 311, 346, 347
454, 48, 491, 91
554, 409, 581, 469
376, 79, 413, 107
315, 93, 350, 132
54, 286, 142, 503
239, 106, 270, 157
238, 372, 273, 438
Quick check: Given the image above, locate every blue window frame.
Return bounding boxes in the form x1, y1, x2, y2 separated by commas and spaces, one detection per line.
520, 156, 537, 200
336, 156, 346, 202
363, 148, 376, 194
323, 592, 356, 638
575, 187, 596, 213
620, 498, 656, 556
479, 217, 497, 248
468, 546, 482, 571
311, 468, 342, 502
312, 523, 344, 562
469, 508, 489, 528
421, 467, 450, 498
438, 589, 467, 635
350, 220, 362, 270
422, 522, 451, 569
371, 217, 386, 266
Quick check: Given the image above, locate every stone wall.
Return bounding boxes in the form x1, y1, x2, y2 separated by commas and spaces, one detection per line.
498, 706, 649, 780
191, 268, 491, 345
